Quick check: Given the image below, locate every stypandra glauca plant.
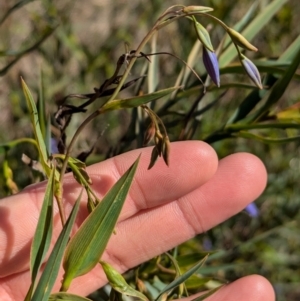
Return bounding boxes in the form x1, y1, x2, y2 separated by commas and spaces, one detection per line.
4, 2, 300, 301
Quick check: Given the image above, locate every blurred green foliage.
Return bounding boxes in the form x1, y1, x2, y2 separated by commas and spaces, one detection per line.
1, 0, 300, 300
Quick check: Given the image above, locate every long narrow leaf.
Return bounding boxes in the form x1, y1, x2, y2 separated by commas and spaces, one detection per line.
191, 286, 224, 301
148, 32, 159, 94
49, 292, 93, 301
61, 156, 140, 291
278, 34, 300, 63
155, 255, 208, 301
21, 78, 51, 175
102, 87, 182, 112
29, 166, 55, 289
234, 131, 300, 144
31, 191, 82, 301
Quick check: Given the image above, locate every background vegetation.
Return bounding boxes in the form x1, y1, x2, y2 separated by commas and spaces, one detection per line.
0, 0, 300, 300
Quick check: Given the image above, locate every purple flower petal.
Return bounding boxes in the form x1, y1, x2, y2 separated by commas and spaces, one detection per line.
202, 47, 220, 87
203, 237, 213, 250
241, 54, 262, 89
245, 202, 259, 218
50, 137, 59, 154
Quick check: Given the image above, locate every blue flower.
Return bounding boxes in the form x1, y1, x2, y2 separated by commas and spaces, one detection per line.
202, 47, 220, 87
203, 237, 213, 251
240, 54, 263, 89
245, 202, 259, 218
50, 137, 59, 154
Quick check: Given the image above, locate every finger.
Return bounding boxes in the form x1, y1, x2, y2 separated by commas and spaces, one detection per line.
0, 141, 218, 277
63, 152, 267, 295
101, 152, 267, 268
184, 275, 275, 301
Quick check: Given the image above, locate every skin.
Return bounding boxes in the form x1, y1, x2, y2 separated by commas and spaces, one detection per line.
0, 141, 275, 301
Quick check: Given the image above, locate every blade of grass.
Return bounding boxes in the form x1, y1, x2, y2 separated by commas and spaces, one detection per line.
102, 86, 182, 112
148, 32, 159, 95
49, 292, 93, 301
31, 191, 82, 301
21, 78, 50, 175
28, 166, 55, 295
155, 255, 208, 301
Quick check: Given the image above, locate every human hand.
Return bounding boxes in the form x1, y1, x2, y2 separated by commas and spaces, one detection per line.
0, 141, 275, 301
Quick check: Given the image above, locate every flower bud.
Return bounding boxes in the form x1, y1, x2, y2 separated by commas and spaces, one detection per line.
183, 6, 214, 14
202, 47, 220, 87
245, 202, 259, 218
240, 54, 262, 89
227, 28, 258, 52
194, 21, 214, 52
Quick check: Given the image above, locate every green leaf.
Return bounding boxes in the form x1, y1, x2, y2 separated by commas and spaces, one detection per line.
164, 253, 185, 298
190, 285, 223, 301
155, 255, 208, 301
102, 87, 182, 112
31, 191, 82, 301
234, 131, 300, 144
175, 252, 212, 268
21, 77, 51, 176
184, 274, 212, 289
148, 32, 159, 94
27, 166, 55, 298
49, 292, 93, 301
61, 156, 140, 291
100, 261, 148, 301
38, 70, 47, 142
278, 34, 300, 63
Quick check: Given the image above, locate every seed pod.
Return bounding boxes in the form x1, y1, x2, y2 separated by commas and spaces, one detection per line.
162, 136, 171, 166
227, 28, 258, 52
143, 120, 156, 146
148, 146, 159, 170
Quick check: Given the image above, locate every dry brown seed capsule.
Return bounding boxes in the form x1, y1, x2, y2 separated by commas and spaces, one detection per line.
143, 121, 156, 146
162, 136, 171, 166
